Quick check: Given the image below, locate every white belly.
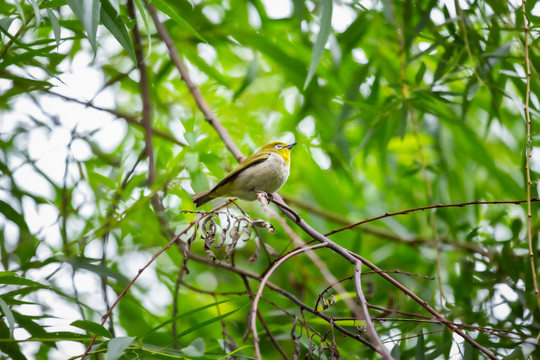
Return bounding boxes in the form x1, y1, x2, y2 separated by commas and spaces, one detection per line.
230, 153, 290, 200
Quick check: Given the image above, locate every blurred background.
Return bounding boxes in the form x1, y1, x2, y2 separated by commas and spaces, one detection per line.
0, 0, 539, 358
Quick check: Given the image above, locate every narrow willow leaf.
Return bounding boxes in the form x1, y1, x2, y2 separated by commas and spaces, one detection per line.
14, 1, 26, 23
0, 200, 29, 231
66, 0, 101, 53
68, 257, 129, 284
181, 338, 205, 357
304, 0, 332, 89
106, 336, 136, 360
233, 58, 258, 99
0, 273, 44, 287
28, 0, 41, 26
142, 297, 245, 338
100, 0, 136, 62
0, 297, 15, 338
46, 9, 61, 47
174, 307, 243, 340
71, 320, 112, 339
150, 0, 206, 42
0, 17, 15, 32
133, 0, 152, 56
416, 330, 425, 360
140, 343, 185, 358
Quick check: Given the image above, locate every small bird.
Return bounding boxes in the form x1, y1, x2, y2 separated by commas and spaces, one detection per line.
192, 141, 297, 207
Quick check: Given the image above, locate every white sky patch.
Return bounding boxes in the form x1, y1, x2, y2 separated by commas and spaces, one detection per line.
418, 41, 432, 53
310, 147, 331, 170
352, 48, 368, 64
71, 138, 92, 161
493, 283, 518, 320
332, 2, 356, 33
529, 147, 540, 173
281, 86, 303, 114
430, 8, 445, 26
261, 0, 291, 18
247, 2, 262, 28
197, 43, 218, 65
533, 1, 540, 16
202, 4, 225, 24
298, 116, 316, 137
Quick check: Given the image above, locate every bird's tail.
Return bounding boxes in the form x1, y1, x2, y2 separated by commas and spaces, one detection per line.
191, 190, 214, 207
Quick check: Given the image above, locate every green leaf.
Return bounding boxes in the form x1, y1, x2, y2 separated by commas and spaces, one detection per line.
67, 257, 130, 284
0, 273, 44, 287
0, 297, 15, 338
416, 330, 425, 360
304, 0, 332, 89
133, 0, 152, 56
99, 0, 136, 62
66, 0, 101, 53
0, 17, 15, 32
415, 62, 426, 85
150, 0, 206, 42
106, 336, 136, 360
28, 0, 41, 26
0, 200, 29, 231
391, 342, 400, 359
174, 307, 243, 340
143, 297, 244, 338
181, 338, 205, 357
71, 320, 112, 339
46, 9, 62, 47
233, 59, 258, 100
0, 320, 25, 360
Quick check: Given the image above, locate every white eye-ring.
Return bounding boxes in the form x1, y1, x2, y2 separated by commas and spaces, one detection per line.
275, 144, 283, 149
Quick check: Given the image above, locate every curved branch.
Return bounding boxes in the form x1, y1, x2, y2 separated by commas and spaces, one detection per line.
268, 196, 499, 360
250, 243, 328, 360
354, 262, 391, 359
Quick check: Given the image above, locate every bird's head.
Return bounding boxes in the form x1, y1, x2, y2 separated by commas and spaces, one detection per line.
259, 141, 297, 164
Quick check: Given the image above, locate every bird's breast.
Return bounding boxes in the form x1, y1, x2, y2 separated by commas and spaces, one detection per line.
231, 153, 290, 200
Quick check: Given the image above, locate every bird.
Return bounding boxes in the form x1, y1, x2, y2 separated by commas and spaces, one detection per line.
192, 141, 297, 207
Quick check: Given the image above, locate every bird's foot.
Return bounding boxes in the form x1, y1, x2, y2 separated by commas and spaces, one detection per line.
254, 190, 273, 204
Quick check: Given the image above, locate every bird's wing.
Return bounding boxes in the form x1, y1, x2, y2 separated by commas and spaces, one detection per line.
212, 152, 270, 191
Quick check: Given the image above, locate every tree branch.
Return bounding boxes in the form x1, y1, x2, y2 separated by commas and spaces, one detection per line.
521, 0, 540, 312
147, 3, 244, 162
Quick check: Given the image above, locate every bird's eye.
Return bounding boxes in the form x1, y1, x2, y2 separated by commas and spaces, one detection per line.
275, 144, 283, 149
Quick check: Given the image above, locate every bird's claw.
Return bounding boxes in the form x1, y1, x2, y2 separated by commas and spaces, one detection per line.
254, 190, 273, 204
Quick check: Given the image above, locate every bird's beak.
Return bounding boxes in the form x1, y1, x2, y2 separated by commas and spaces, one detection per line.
286, 142, 297, 149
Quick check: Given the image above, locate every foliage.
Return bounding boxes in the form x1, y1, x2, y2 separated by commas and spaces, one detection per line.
0, 0, 539, 359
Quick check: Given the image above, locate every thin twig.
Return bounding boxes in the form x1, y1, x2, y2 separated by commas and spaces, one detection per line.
44, 90, 186, 147
325, 198, 540, 237
314, 270, 435, 312
257, 197, 376, 323
521, 0, 540, 312
261, 196, 392, 358
80, 225, 193, 359
268, 196, 498, 360
182, 247, 374, 345
129, 0, 155, 185
285, 196, 493, 259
